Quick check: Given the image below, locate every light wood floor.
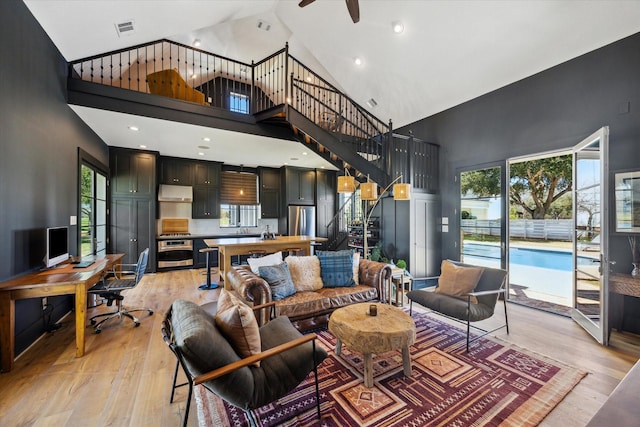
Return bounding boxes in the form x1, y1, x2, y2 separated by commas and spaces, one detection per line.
0, 269, 638, 427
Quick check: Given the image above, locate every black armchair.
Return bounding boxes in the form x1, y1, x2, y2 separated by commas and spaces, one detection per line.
407, 260, 509, 351
162, 299, 327, 427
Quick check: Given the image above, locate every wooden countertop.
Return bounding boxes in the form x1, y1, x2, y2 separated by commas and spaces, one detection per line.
205, 235, 327, 246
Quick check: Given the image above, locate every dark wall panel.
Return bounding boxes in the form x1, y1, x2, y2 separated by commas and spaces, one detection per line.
0, 0, 109, 354
398, 32, 640, 266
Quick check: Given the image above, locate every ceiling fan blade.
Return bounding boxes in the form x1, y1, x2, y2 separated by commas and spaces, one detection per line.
299, 0, 316, 7
345, 0, 360, 23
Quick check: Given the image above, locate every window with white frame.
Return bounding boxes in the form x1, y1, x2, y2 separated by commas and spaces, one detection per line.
229, 92, 249, 114
220, 204, 258, 227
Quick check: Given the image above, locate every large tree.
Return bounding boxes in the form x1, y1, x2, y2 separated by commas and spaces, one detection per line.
460, 155, 573, 219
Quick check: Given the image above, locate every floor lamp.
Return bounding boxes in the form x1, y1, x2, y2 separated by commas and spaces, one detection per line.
360, 175, 410, 259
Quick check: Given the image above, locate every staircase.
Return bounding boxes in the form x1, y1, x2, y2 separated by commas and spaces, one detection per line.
69, 40, 393, 188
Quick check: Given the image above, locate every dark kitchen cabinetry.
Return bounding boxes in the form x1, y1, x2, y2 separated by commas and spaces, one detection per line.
110, 149, 156, 197
259, 167, 281, 219
316, 169, 336, 238
192, 186, 220, 219
284, 167, 315, 205
110, 198, 156, 269
193, 161, 221, 186
109, 147, 156, 271
160, 157, 193, 185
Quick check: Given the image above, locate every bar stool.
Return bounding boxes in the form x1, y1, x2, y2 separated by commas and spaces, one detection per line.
284, 247, 303, 258
198, 247, 219, 290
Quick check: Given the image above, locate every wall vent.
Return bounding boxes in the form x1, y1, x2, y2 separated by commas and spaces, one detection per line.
115, 20, 136, 37
257, 20, 271, 31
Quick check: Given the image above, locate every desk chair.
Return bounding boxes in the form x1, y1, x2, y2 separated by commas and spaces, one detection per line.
88, 248, 153, 333
198, 247, 219, 290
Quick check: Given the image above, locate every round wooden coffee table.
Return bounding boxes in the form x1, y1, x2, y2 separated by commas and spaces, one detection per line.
329, 303, 416, 388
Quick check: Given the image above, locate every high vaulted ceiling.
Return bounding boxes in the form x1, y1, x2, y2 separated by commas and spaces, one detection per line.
23, 0, 640, 167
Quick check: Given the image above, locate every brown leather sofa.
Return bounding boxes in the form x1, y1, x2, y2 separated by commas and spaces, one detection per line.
225, 259, 392, 331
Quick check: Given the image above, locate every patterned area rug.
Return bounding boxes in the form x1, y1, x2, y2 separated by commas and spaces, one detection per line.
195, 313, 586, 426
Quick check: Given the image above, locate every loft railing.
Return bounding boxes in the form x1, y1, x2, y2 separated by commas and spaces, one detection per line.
69, 39, 391, 177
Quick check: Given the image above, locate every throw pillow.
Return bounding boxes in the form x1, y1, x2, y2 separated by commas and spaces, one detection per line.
285, 255, 324, 292
247, 251, 283, 275
352, 251, 360, 285
435, 260, 483, 304
214, 289, 262, 366
258, 262, 296, 300
316, 250, 355, 288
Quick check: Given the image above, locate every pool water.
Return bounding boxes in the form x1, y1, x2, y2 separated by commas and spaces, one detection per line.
462, 243, 596, 271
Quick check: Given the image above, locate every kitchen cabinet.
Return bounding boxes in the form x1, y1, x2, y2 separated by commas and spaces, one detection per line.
284, 167, 315, 205
192, 186, 220, 219
160, 157, 193, 185
110, 148, 156, 197
316, 169, 336, 238
259, 167, 281, 218
110, 197, 156, 268
194, 161, 221, 186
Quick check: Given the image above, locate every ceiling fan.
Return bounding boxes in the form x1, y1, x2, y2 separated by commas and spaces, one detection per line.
298, 0, 360, 23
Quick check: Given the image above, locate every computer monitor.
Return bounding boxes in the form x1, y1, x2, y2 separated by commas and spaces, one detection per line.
45, 226, 69, 268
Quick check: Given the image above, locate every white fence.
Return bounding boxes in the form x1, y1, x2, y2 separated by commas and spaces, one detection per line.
461, 219, 573, 241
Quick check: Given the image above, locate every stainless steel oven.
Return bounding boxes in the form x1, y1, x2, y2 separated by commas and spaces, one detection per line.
158, 238, 193, 268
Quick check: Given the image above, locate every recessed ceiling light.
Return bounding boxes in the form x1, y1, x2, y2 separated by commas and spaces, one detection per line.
320, 166, 325, 169
139, 144, 147, 149
202, 137, 211, 142
193, 38, 201, 47
191, 73, 197, 79
284, 162, 289, 165
354, 58, 362, 66
306, 76, 312, 82
128, 125, 139, 131
198, 152, 205, 156
392, 21, 404, 34
302, 152, 308, 156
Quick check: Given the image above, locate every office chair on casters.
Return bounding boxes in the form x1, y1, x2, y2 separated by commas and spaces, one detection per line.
88, 248, 153, 333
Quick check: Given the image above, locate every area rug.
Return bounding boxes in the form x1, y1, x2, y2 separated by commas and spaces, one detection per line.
194, 313, 586, 426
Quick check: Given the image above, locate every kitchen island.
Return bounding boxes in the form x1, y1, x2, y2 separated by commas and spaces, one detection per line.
204, 235, 327, 288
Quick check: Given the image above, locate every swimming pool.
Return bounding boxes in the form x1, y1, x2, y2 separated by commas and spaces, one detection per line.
462, 243, 596, 271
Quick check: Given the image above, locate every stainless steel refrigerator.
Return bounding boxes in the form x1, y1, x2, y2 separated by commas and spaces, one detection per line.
288, 205, 316, 238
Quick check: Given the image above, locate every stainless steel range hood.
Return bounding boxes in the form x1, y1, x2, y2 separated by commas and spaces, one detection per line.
158, 184, 193, 202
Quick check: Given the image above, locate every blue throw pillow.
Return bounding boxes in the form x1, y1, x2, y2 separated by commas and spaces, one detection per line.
316, 250, 355, 288
258, 263, 296, 300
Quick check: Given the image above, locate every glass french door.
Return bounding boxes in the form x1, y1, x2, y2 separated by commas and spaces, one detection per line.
80, 160, 108, 257
572, 127, 609, 345
459, 166, 505, 269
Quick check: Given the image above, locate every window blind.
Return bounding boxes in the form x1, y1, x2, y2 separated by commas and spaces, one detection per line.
220, 171, 258, 205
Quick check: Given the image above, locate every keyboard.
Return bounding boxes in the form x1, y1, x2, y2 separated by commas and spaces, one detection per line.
73, 261, 95, 268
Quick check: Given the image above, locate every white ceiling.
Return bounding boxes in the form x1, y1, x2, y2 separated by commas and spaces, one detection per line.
24, 0, 640, 167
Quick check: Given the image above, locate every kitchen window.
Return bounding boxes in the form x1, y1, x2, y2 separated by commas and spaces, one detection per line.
220, 204, 258, 227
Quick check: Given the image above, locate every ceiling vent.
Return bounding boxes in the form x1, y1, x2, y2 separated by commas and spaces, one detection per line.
257, 20, 271, 31
114, 19, 136, 37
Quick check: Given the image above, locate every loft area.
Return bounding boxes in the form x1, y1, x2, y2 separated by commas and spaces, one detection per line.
68, 39, 439, 192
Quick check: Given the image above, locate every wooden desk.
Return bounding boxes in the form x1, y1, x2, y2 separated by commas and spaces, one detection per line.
0, 253, 124, 372
204, 236, 327, 289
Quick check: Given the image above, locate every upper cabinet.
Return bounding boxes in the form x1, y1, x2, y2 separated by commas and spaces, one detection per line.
284, 167, 315, 205
110, 149, 156, 197
160, 157, 193, 185
193, 161, 221, 186
259, 167, 281, 218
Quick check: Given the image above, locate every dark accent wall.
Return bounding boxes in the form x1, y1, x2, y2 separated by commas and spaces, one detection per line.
398, 32, 640, 329
0, 0, 109, 354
